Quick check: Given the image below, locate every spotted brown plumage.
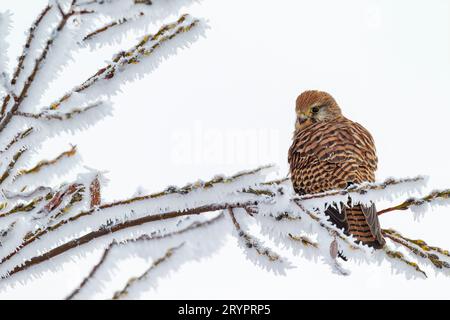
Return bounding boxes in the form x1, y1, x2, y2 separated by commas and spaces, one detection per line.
288, 90, 385, 248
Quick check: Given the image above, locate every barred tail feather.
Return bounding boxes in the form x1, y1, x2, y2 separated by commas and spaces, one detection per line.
347, 203, 385, 249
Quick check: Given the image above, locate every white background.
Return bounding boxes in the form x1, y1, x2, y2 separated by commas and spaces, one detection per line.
1, 0, 450, 299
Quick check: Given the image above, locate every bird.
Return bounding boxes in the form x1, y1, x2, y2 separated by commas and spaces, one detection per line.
288, 90, 385, 249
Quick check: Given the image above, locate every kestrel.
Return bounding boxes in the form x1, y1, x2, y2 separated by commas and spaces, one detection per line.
288, 90, 385, 248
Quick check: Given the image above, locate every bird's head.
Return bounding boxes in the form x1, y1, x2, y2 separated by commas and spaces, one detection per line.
295, 90, 342, 130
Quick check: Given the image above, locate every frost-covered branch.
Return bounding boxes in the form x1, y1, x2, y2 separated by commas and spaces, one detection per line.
46, 13, 201, 111
17, 145, 77, 177
65, 239, 117, 300
378, 189, 450, 216
0, 163, 449, 295
2, 201, 253, 278
9, 4, 52, 88
382, 229, 450, 270
83, 12, 145, 42
14, 102, 104, 121
294, 176, 427, 203
228, 207, 282, 262
112, 243, 185, 300
0, 149, 27, 185
227, 206, 291, 274
69, 213, 225, 300
0, 127, 33, 155
0, 1, 91, 133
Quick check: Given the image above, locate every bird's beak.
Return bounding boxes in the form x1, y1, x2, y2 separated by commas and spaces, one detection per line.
298, 114, 308, 124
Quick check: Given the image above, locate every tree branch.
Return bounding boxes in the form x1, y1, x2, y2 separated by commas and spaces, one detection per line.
16, 145, 77, 177
47, 14, 200, 110
65, 240, 117, 300
382, 229, 449, 269
294, 176, 426, 202
10, 5, 52, 87
1, 202, 252, 278
83, 12, 145, 42
14, 102, 103, 121
0, 127, 33, 155
112, 243, 184, 300
228, 207, 282, 262
0, 148, 27, 186
0, 1, 91, 133
378, 189, 450, 215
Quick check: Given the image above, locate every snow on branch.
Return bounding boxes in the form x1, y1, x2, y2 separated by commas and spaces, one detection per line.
0, 164, 448, 290
15, 101, 104, 121
245, 175, 449, 278
379, 189, 450, 219
112, 243, 185, 299
82, 11, 145, 43
228, 207, 291, 274
45, 13, 203, 112
77, 0, 199, 48
0, 165, 273, 280
9, 4, 52, 88
67, 213, 226, 300
0, 1, 94, 134
0, 127, 33, 155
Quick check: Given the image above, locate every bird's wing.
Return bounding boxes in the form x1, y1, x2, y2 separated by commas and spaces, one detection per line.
289, 120, 378, 194
292, 120, 377, 168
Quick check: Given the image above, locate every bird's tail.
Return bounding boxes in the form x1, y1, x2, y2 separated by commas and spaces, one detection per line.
346, 203, 385, 249
325, 203, 385, 249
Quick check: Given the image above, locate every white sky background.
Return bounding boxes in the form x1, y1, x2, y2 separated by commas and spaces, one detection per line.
1, 0, 450, 299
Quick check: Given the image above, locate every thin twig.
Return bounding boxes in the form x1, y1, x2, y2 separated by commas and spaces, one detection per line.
378, 189, 450, 215
16, 145, 77, 176
382, 230, 449, 269
65, 240, 118, 300
228, 207, 281, 262
0, 127, 33, 154
288, 233, 318, 248
383, 247, 428, 278
134, 0, 152, 4
383, 229, 450, 260
66, 215, 224, 300
112, 243, 184, 300
14, 101, 103, 120
0, 149, 27, 186
0, 195, 47, 219
1, 185, 52, 201
10, 5, 52, 87
83, 12, 145, 41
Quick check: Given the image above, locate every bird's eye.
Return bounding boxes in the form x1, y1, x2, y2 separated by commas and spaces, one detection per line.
311, 106, 320, 114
